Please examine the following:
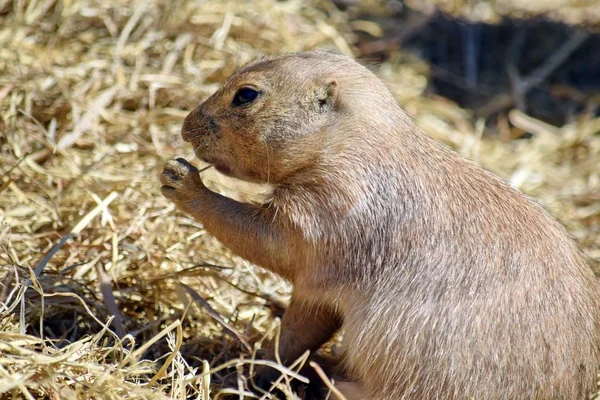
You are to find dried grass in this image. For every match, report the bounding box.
[0,0,599,399]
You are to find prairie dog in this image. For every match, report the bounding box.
[161,50,600,399]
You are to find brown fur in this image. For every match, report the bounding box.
[161,51,600,399]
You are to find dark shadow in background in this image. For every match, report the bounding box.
[339,1,600,126]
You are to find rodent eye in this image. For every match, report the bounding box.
[232,87,260,106]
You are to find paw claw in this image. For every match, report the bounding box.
[160,185,175,197]
[175,157,193,167]
[160,158,203,200]
[163,169,180,181]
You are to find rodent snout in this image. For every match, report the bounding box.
[181,111,218,142]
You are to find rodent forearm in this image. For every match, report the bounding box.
[183,187,299,280]
[161,158,301,280]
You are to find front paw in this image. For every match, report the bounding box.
[160,157,204,203]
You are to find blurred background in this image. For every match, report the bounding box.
[1,0,599,398]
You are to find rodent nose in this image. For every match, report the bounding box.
[181,111,218,142]
[181,112,200,142]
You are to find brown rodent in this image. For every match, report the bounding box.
[161,50,600,399]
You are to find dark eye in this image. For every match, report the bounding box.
[232,87,260,106]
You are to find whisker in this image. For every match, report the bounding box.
[181,127,205,136]
[186,132,206,141]
[182,127,208,141]
[193,142,209,154]
[264,139,271,184]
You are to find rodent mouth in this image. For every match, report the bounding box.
[202,157,232,177]
[214,164,232,176]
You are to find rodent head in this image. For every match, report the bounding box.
[181,51,346,184]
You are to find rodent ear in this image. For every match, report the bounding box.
[315,80,339,112]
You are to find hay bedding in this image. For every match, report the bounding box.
[0,0,599,399]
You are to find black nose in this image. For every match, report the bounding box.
[181,110,218,142]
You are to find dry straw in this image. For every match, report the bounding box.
[1,0,599,399]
